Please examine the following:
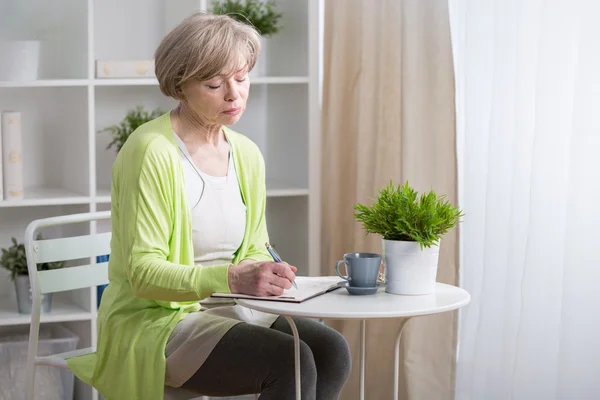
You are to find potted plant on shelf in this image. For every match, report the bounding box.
[0,235,65,314]
[353,181,464,295]
[211,0,283,76]
[98,105,164,154]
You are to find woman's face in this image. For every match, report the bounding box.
[180,68,250,126]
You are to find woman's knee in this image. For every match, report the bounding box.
[271,339,316,380]
[268,339,316,398]
[318,326,352,379]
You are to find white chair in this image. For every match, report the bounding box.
[23,211,201,400]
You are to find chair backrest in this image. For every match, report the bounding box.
[25,212,112,296]
[22,211,251,400]
[24,211,111,400]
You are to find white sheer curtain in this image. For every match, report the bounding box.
[449,1,600,399]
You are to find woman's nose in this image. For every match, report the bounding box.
[225,82,240,101]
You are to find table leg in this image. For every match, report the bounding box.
[394,318,411,400]
[360,319,366,400]
[284,315,301,400]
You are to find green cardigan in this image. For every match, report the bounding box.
[67,112,272,399]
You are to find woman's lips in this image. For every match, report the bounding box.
[223,107,242,116]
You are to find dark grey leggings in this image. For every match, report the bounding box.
[181,316,352,399]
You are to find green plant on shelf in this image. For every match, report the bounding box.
[98,105,165,153]
[211,0,283,37]
[0,235,65,281]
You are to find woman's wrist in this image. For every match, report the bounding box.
[228,260,256,292]
[227,260,264,294]
[227,263,239,293]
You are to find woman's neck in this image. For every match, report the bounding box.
[171,103,224,148]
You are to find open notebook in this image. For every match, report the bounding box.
[211,276,346,303]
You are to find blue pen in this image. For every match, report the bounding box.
[265,242,298,290]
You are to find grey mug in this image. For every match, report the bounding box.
[335,252,381,288]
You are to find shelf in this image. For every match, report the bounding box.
[94,78,159,86]
[251,77,309,84]
[0,187,90,208]
[0,79,90,88]
[95,188,111,204]
[0,295,92,326]
[268,188,309,197]
[93,76,308,87]
[0,87,90,198]
[0,1,88,82]
[266,181,309,197]
[95,181,308,204]
[0,77,309,88]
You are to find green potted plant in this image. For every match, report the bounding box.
[98,105,164,154]
[1,235,65,314]
[211,0,283,76]
[354,181,464,295]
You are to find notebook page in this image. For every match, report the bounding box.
[211,276,345,302]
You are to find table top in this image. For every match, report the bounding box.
[237,282,471,319]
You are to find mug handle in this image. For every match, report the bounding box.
[335,260,350,281]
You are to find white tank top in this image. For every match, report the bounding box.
[165,133,278,389]
[173,132,246,266]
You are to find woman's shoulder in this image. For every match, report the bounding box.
[224,127,264,162]
[119,113,179,163]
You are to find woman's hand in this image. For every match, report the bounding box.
[228,260,297,296]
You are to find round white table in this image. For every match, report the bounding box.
[237,281,470,400]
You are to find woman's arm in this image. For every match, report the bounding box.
[117,139,230,302]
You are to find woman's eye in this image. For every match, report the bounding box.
[236,77,246,83]
[206,84,221,89]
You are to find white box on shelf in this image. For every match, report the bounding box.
[0,41,40,81]
[1,111,24,200]
[96,60,156,78]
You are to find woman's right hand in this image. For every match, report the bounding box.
[228,260,297,296]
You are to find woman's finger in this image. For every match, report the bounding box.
[270,262,296,282]
[266,272,292,291]
[281,261,298,273]
[267,282,285,296]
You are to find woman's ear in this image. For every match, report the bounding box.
[176,87,186,101]
[174,78,187,101]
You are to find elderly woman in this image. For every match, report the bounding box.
[68,12,351,400]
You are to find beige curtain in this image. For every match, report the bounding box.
[321,1,458,399]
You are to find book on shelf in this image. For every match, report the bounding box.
[211,276,345,303]
[96,60,155,78]
[1,111,23,200]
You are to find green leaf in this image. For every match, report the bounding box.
[211,0,283,37]
[353,181,465,249]
[97,105,165,153]
[0,235,66,280]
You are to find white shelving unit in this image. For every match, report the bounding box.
[0,1,321,399]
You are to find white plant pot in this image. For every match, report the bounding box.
[383,239,440,295]
[14,275,53,314]
[250,38,267,78]
[0,40,41,81]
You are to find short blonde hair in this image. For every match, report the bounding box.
[155,12,261,99]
